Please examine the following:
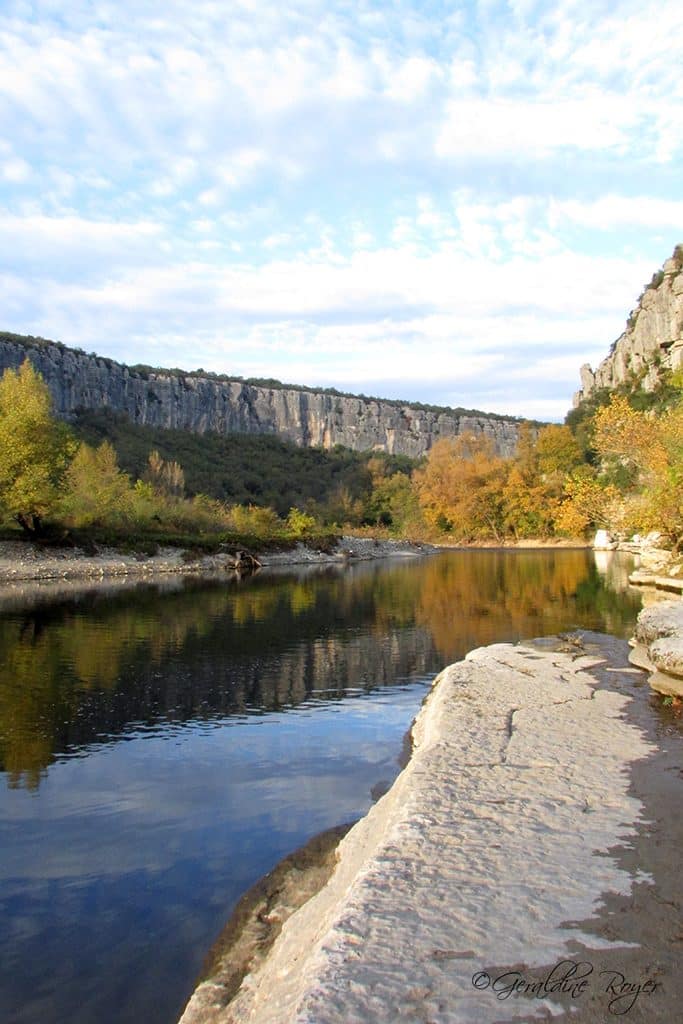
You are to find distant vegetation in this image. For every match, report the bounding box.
[71,409,416,517]
[0,360,424,551]
[406,369,683,550]
[0,361,341,552]
[2,355,681,554]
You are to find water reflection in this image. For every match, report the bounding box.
[0,550,643,1024]
[0,552,641,792]
[414,549,641,661]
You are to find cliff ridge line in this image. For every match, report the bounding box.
[0,333,525,458]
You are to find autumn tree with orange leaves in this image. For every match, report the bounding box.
[414,434,508,541]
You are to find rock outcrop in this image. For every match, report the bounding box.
[630,600,683,698]
[0,334,523,458]
[575,246,683,405]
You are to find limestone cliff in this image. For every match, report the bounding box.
[0,334,523,457]
[575,246,683,405]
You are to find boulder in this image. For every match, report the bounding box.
[631,600,683,696]
[593,529,617,550]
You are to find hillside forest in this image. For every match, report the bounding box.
[1,359,682,552]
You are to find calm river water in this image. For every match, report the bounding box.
[0,549,642,1024]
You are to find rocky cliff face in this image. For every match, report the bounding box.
[575,248,683,405]
[0,335,523,457]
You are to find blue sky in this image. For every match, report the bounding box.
[0,0,681,420]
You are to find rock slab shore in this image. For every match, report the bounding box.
[180,633,682,1024]
[630,599,683,696]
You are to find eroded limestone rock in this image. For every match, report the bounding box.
[631,599,683,696]
[0,337,522,458]
[574,248,683,405]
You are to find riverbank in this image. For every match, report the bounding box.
[180,630,683,1024]
[0,534,591,585]
[0,536,436,584]
[438,537,591,549]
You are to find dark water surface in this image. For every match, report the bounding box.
[0,550,642,1024]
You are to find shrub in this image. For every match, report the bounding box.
[286,507,318,537]
[227,504,284,537]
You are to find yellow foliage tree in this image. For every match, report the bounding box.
[499,423,580,538]
[593,395,664,474]
[535,424,583,480]
[286,507,318,537]
[593,394,683,548]
[228,504,283,537]
[502,464,559,538]
[0,360,76,535]
[554,469,621,537]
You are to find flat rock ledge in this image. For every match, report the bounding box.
[618,535,683,594]
[180,634,682,1024]
[630,599,683,697]
[628,570,683,595]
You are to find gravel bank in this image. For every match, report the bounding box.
[0,536,434,585]
[180,632,682,1024]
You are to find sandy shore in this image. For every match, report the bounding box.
[180,630,683,1024]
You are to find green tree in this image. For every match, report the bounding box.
[367,471,424,535]
[0,360,75,535]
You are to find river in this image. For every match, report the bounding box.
[0,549,642,1023]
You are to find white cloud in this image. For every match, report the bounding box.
[2,155,31,182]
[0,211,165,278]
[436,95,639,160]
[0,0,681,423]
[382,54,441,102]
[551,195,683,230]
[0,209,655,420]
